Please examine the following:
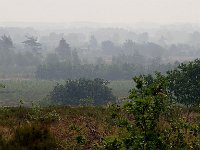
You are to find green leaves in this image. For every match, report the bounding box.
[105,73,169,149]
[0,83,5,88]
[50,78,116,105]
[167,58,200,107]
[105,60,200,149]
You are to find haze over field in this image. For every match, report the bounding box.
[0,0,198,102]
[0,1,200,150]
[0,0,200,24]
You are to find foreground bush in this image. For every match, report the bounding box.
[167,58,200,107]
[2,124,58,150]
[104,73,200,150]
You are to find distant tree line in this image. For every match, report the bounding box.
[36,61,176,80]
[35,37,177,80]
[0,34,182,79]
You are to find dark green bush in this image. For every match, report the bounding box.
[50,78,116,105]
[104,72,200,149]
[7,124,58,150]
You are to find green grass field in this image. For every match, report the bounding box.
[0,80,134,106]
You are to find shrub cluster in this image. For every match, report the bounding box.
[50,78,116,105]
[103,72,200,149]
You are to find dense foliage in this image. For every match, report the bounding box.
[167,59,200,107]
[104,73,169,149]
[103,72,200,150]
[50,78,116,105]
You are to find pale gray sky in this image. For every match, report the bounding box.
[0,0,199,24]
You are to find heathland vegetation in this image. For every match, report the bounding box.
[0,59,199,149]
[0,26,200,149]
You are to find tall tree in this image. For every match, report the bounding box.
[72,49,81,66]
[22,36,42,55]
[89,35,98,49]
[0,35,15,65]
[122,40,135,53]
[0,35,14,50]
[55,38,71,61]
[101,40,115,54]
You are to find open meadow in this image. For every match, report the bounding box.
[0,80,134,106]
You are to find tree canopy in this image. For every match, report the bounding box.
[167,59,200,107]
[22,36,42,55]
[50,78,116,105]
[55,38,71,61]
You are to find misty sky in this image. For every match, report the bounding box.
[0,0,200,24]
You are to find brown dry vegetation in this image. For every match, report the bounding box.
[0,106,198,149]
[0,106,124,149]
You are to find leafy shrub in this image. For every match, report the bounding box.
[42,110,61,123]
[104,72,200,149]
[104,73,168,149]
[69,123,81,132]
[76,135,86,145]
[79,97,94,106]
[167,59,200,107]
[103,137,123,150]
[50,78,116,105]
[28,104,61,124]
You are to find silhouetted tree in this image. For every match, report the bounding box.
[55,38,71,61]
[22,36,42,55]
[0,35,15,65]
[89,35,98,49]
[0,35,14,50]
[101,40,115,54]
[122,40,135,54]
[72,49,81,66]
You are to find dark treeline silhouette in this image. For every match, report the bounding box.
[0,26,197,79]
[36,60,176,80]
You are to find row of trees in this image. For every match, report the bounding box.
[36,62,176,80]
[35,37,177,80]
[0,35,42,67]
[0,35,81,77]
[0,33,194,80]
[0,35,73,67]
[36,37,178,80]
